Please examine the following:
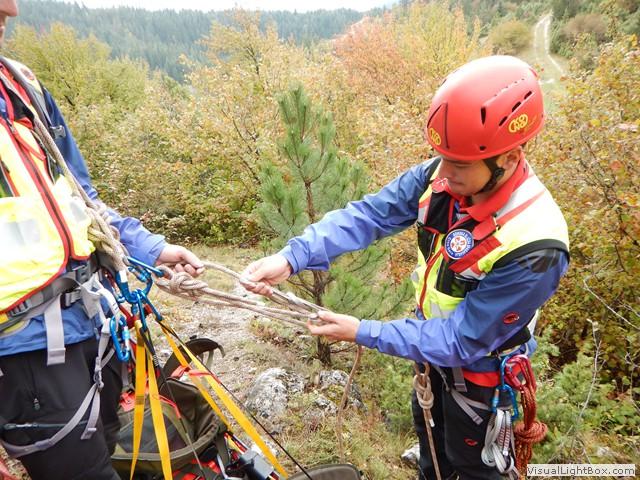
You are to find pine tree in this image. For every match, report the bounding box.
[257,84,413,365]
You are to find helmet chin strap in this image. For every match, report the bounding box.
[477,156,505,194]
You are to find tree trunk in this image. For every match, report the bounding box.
[316,337,332,366]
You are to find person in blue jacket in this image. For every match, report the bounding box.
[243,56,569,479]
[0,1,203,478]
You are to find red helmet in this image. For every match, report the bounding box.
[425,55,544,161]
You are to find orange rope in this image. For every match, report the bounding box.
[512,363,547,472]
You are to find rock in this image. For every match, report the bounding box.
[244,368,304,421]
[314,395,338,414]
[302,394,338,431]
[316,370,364,410]
[596,446,614,458]
[401,443,420,467]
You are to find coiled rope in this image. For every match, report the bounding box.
[513,367,547,472]
[413,362,441,480]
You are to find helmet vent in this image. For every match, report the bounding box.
[479,145,487,151]
[499,116,508,127]
[511,101,521,112]
[524,90,532,99]
[480,107,487,125]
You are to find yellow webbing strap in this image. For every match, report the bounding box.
[161,326,231,428]
[145,340,174,480]
[159,323,288,478]
[129,323,147,480]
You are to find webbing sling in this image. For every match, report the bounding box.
[159,322,288,478]
[161,326,230,427]
[145,336,174,480]
[130,321,174,480]
[130,323,148,480]
[481,408,519,479]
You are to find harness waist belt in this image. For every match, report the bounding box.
[3,254,100,329]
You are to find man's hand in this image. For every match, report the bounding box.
[307,310,360,343]
[156,244,205,277]
[240,254,292,296]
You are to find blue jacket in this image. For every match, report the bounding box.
[0,89,166,356]
[280,159,569,372]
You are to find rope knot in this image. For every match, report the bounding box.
[156,266,207,297]
[413,372,435,411]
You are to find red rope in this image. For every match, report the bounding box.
[0,456,18,480]
[508,357,548,472]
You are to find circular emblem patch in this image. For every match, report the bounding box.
[444,229,474,259]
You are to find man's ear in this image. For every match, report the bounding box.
[500,146,523,170]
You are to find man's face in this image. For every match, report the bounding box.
[438,156,494,197]
[0,0,18,46]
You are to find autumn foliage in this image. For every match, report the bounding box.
[5,1,639,469]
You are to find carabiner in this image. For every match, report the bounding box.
[127,256,164,277]
[109,316,131,362]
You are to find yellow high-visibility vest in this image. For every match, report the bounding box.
[0,59,94,327]
[411,158,569,321]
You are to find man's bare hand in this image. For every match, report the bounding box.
[156,244,204,277]
[307,310,360,342]
[240,254,292,296]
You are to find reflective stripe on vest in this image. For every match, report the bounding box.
[0,60,95,326]
[411,161,569,320]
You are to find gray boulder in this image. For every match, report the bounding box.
[316,370,364,410]
[244,368,304,421]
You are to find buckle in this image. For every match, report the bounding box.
[61,289,82,309]
[49,125,66,139]
[72,262,93,284]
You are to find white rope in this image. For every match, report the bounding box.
[155,261,324,328]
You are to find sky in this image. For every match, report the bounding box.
[53,0,395,12]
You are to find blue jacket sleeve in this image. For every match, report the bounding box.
[279,160,437,273]
[355,249,569,366]
[45,91,166,266]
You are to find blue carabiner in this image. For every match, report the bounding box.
[127,256,164,277]
[499,352,518,387]
[141,295,163,322]
[502,383,519,421]
[129,257,165,297]
[109,316,131,362]
[493,352,521,420]
[115,270,139,305]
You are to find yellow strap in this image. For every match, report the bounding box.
[181,338,289,478]
[146,345,174,480]
[129,323,147,480]
[162,327,232,428]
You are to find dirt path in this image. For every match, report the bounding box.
[154,282,264,395]
[533,13,567,82]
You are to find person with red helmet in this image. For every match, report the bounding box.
[242,56,569,479]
